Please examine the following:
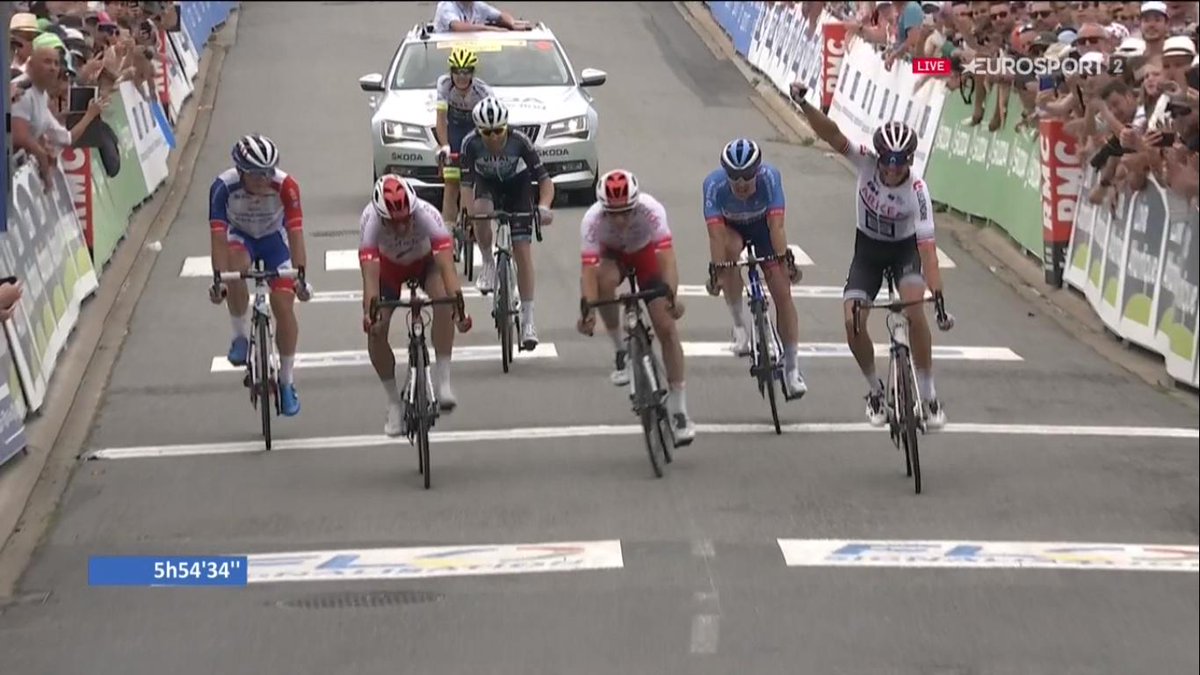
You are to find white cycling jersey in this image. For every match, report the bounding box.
[842,142,936,244]
[579,193,673,264]
[357,197,451,266]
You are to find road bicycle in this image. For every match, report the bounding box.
[582,271,679,478]
[369,279,469,490]
[851,272,953,495]
[210,261,303,451]
[462,207,542,374]
[709,245,801,435]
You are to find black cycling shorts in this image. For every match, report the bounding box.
[843,230,924,302]
[474,172,536,242]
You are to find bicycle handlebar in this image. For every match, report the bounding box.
[851,291,950,336]
[580,285,671,317]
[463,208,543,243]
[709,250,792,271]
[216,269,300,283]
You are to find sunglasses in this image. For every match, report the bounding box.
[239,168,274,179]
[724,167,758,182]
[451,68,474,76]
[479,126,506,136]
[877,151,912,168]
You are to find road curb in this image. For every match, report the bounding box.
[0,10,243,599]
[675,2,1196,408]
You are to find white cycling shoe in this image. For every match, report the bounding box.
[923,399,947,430]
[730,325,751,356]
[520,321,539,351]
[672,411,696,446]
[865,387,887,428]
[476,260,497,294]
[784,367,808,400]
[384,402,404,437]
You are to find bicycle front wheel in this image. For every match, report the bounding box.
[753,302,781,435]
[413,343,432,489]
[895,348,922,494]
[256,318,273,451]
[631,328,665,478]
[496,252,513,373]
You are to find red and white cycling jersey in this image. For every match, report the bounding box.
[357,197,452,266]
[579,193,673,265]
[208,168,303,238]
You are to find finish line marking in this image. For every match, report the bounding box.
[244,539,624,583]
[682,342,1022,361]
[777,539,1198,573]
[305,286,935,304]
[85,422,1199,460]
[209,344,558,373]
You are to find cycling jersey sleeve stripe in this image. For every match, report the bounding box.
[766,207,785,218]
[581,252,601,266]
[359,247,381,263]
[431,236,453,253]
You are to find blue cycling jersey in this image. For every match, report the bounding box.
[702,164,786,227]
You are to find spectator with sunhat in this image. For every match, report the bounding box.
[1140,1,1172,62]
[10,12,43,75]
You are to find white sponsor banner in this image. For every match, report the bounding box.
[826,38,947,176]
[778,539,1199,572]
[745,5,840,109]
[171,30,200,83]
[119,81,171,194]
[164,32,195,119]
[244,540,625,583]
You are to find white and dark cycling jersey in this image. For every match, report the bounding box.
[841,142,935,244]
[435,75,493,127]
[459,129,549,187]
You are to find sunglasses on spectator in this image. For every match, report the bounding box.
[1031,10,1053,18]
[10,40,24,52]
[1077,36,1103,45]
[990,10,1010,19]
[479,126,506,137]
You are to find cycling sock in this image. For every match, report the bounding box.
[432,359,450,389]
[916,369,936,401]
[279,356,295,385]
[725,296,746,329]
[381,377,402,405]
[608,329,623,353]
[521,301,535,326]
[784,343,798,372]
[668,383,687,416]
[231,312,249,339]
[864,370,883,395]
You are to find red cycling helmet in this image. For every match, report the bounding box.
[372,174,418,221]
[596,169,640,212]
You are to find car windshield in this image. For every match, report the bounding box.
[390,38,572,89]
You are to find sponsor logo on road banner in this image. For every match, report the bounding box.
[244,540,624,583]
[778,539,1199,572]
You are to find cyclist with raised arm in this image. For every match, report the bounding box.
[360,174,472,437]
[790,82,953,429]
[577,170,696,446]
[703,138,808,401]
[459,96,555,350]
[434,47,493,227]
[208,133,313,417]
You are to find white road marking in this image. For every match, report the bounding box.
[326,246,485,272]
[777,539,1199,573]
[681,342,1023,361]
[692,539,716,558]
[739,244,814,266]
[209,344,558,373]
[689,614,720,654]
[85,422,1200,460]
[305,285,928,304]
[245,540,624,583]
[180,256,213,277]
[937,247,956,269]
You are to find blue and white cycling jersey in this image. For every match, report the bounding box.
[702,164,786,255]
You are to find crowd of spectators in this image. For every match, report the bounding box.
[9,1,178,183]
[841,1,1199,205]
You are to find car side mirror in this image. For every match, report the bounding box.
[579,68,607,87]
[359,73,385,92]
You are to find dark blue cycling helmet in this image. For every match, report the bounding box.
[721,138,762,178]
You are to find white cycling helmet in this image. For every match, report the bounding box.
[372,174,418,221]
[597,169,640,211]
[472,96,509,130]
[232,133,279,172]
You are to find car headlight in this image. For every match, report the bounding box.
[544,116,588,139]
[381,120,428,144]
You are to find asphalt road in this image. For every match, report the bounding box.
[1,3,1197,674]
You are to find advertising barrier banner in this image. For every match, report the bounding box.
[1064,175,1199,388]
[820,21,848,110]
[1038,118,1083,287]
[743,4,845,111]
[926,90,1042,256]
[827,38,946,176]
[121,81,171,194]
[704,1,760,56]
[180,1,236,54]
[0,332,27,468]
[0,163,100,412]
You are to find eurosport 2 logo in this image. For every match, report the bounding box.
[914,56,1113,78]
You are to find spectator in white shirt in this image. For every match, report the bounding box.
[11,33,109,184]
[432,1,530,33]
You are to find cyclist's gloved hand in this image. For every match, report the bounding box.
[705,262,721,296]
[669,297,685,320]
[454,291,473,333]
[436,145,451,163]
[537,204,554,227]
[208,282,225,305]
[933,291,955,331]
[937,311,956,332]
[296,281,314,302]
[577,298,595,336]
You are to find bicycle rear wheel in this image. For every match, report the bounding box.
[895,348,922,494]
[413,342,432,489]
[496,252,513,373]
[256,317,273,451]
[753,301,781,435]
[631,327,665,478]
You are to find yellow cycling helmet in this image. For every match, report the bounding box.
[448,47,478,70]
